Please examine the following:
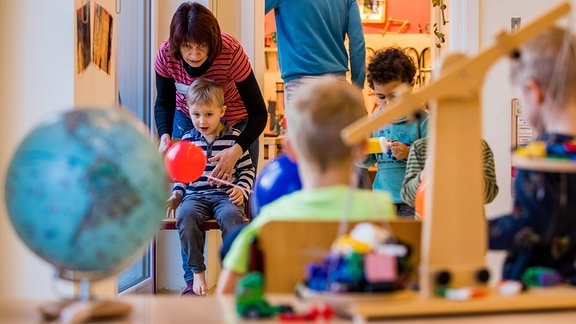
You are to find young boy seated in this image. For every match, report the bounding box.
[167,78,255,296]
[216,77,396,294]
[489,26,576,281]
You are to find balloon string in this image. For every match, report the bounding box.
[206,175,254,194]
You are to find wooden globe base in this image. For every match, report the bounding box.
[39,298,132,322]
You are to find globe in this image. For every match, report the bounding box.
[4,108,168,280]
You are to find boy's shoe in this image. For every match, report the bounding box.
[181,280,197,296]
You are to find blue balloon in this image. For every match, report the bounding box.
[251,154,302,217]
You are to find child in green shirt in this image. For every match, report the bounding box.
[216,77,396,294]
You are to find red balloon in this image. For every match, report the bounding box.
[415,178,428,220]
[164,141,206,183]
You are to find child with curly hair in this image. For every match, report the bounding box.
[360,47,429,217]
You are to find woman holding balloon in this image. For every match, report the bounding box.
[154,2,267,179]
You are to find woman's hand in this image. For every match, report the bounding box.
[166,192,182,218]
[227,187,245,206]
[208,144,243,186]
[158,133,172,154]
[390,141,410,160]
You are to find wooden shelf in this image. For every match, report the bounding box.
[297,284,576,321]
[512,155,576,173]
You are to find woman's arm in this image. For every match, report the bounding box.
[208,71,267,182]
[347,0,367,88]
[154,72,176,150]
[235,71,267,151]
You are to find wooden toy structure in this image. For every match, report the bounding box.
[337,1,576,320]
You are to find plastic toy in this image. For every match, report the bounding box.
[436,287,488,301]
[521,267,562,287]
[498,280,525,296]
[278,304,334,321]
[515,139,576,160]
[304,223,414,293]
[235,272,292,318]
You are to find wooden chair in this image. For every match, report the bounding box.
[161,200,251,230]
[160,218,235,231]
[254,219,422,293]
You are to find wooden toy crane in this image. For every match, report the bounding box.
[341,1,573,312]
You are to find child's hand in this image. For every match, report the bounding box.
[390,141,410,160]
[227,187,245,206]
[166,192,182,218]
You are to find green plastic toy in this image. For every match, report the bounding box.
[235,272,290,318]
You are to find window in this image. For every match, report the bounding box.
[117,0,154,294]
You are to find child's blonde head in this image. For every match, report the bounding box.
[186,78,224,109]
[510,26,576,109]
[285,77,367,172]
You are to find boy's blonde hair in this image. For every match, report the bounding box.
[511,26,576,109]
[285,77,367,172]
[186,78,224,109]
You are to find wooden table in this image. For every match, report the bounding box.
[2,294,576,323]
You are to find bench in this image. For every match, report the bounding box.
[154,214,250,294]
[161,218,226,231]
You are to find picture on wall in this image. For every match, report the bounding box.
[93,3,113,74]
[76,1,91,74]
[359,0,386,23]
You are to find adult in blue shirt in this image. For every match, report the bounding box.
[266,0,366,105]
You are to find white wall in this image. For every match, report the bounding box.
[478,0,575,218]
[1,0,121,299]
[0,1,75,298]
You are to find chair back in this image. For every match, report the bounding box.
[255,219,422,293]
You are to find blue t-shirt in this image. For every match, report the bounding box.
[265,0,366,87]
[363,112,429,203]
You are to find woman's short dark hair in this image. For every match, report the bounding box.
[169,2,222,63]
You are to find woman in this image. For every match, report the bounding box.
[154,2,266,180]
[154,2,266,295]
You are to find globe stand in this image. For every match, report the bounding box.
[39,270,132,323]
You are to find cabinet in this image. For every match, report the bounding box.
[264,47,282,109]
[258,135,284,170]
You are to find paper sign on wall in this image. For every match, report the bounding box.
[511,98,536,149]
[511,98,537,197]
